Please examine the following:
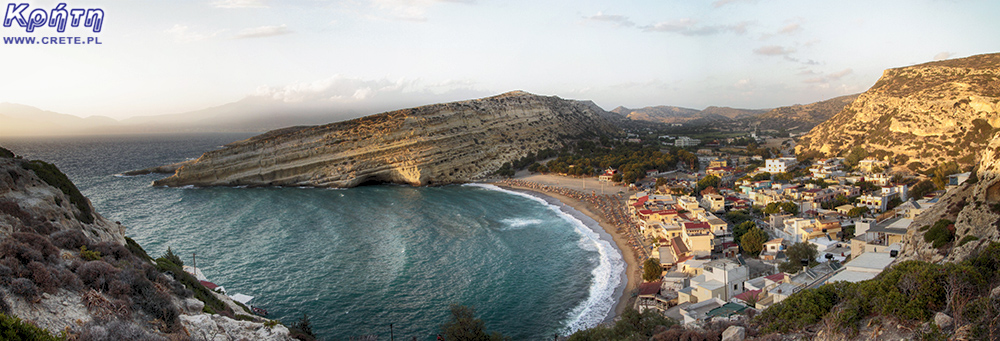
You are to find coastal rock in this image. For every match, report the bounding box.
[151,91,617,188]
[121,159,194,176]
[0,157,124,244]
[180,297,206,315]
[721,325,745,341]
[180,314,292,341]
[796,52,1000,171]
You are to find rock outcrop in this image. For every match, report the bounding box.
[152,91,618,188]
[0,148,293,340]
[795,53,1000,171]
[611,105,767,126]
[0,157,124,244]
[897,131,1000,263]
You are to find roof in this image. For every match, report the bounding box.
[199,281,219,290]
[707,303,748,317]
[698,280,726,291]
[672,237,690,255]
[846,252,895,272]
[229,293,254,305]
[765,273,785,283]
[828,270,879,283]
[638,281,662,296]
[684,222,710,230]
[764,238,783,245]
[734,289,762,302]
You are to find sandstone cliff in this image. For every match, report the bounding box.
[795,53,1000,171]
[897,131,1000,263]
[0,148,293,340]
[152,91,618,188]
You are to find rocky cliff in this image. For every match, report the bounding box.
[897,131,1000,263]
[0,148,293,340]
[152,91,618,188]
[795,53,1000,171]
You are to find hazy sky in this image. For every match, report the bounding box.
[2,0,998,119]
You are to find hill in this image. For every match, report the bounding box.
[611,105,766,126]
[151,91,619,188]
[740,94,860,133]
[795,53,1000,172]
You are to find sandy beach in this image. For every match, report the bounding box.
[493,177,643,318]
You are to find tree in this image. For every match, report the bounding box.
[696,175,720,193]
[741,227,769,257]
[733,221,757,248]
[655,177,668,188]
[567,308,675,340]
[763,202,781,215]
[910,180,935,199]
[847,206,869,217]
[724,210,751,226]
[441,305,508,341]
[780,201,800,216]
[773,172,794,182]
[752,172,772,181]
[642,258,662,282]
[292,313,315,340]
[780,242,818,273]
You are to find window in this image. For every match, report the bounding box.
[734,284,738,290]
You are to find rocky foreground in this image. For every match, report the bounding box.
[0,149,294,340]
[151,91,618,188]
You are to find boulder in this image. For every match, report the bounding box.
[934,312,954,330]
[721,325,745,341]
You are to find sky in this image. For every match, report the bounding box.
[2,0,998,120]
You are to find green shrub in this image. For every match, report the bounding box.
[20,160,93,224]
[79,246,102,261]
[0,313,62,341]
[124,237,152,261]
[923,219,955,248]
[0,147,14,159]
[959,235,980,246]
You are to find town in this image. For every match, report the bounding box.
[501,130,969,328]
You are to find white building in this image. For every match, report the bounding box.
[764,157,797,174]
[675,136,702,147]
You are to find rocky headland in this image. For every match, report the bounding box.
[150,91,618,188]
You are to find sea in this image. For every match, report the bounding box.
[0,133,625,340]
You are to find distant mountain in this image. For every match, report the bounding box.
[739,94,860,133]
[0,103,116,136]
[796,52,1000,171]
[611,105,767,126]
[0,97,368,136]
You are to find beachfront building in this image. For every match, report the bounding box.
[598,168,618,182]
[857,158,889,173]
[678,259,749,305]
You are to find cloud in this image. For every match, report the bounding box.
[234,24,293,39]
[712,0,757,8]
[753,45,795,56]
[584,11,635,27]
[642,19,747,36]
[777,23,801,35]
[368,0,472,22]
[803,68,853,84]
[253,75,488,108]
[214,0,268,8]
[165,24,223,43]
[934,51,954,61]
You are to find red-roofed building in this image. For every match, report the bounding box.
[734,289,763,304]
[639,281,662,297]
[200,281,219,290]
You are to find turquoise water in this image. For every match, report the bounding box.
[0,134,624,340]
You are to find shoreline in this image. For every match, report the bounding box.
[492,180,642,319]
